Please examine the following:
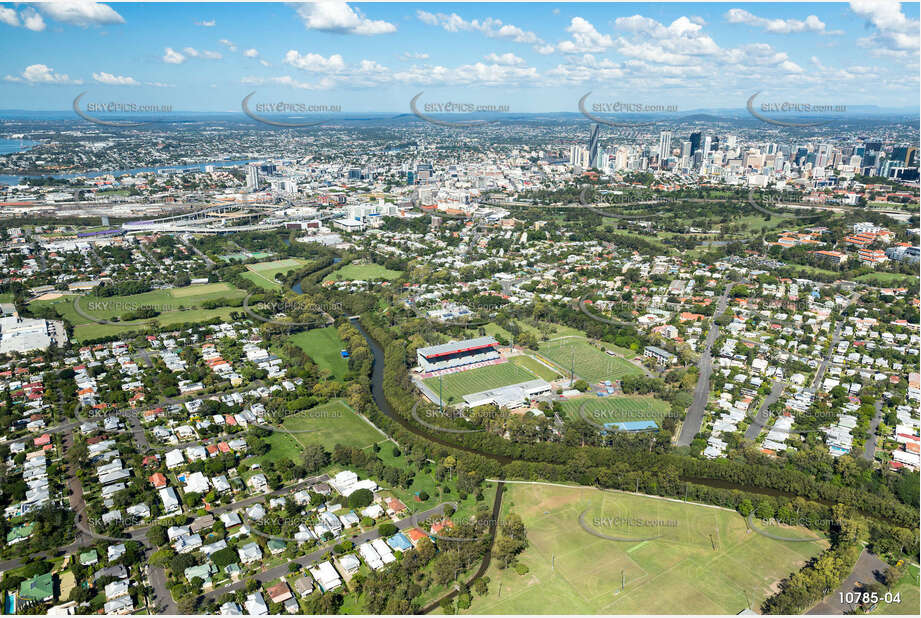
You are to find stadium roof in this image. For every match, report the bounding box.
[417,336,498,359]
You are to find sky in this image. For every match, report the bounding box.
[0,1,919,113]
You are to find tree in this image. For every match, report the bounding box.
[347,488,374,509]
[301,444,330,473]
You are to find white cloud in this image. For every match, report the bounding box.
[393,62,539,87]
[399,51,430,61]
[1,5,46,30]
[92,71,139,85]
[162,47,185,64]
[556,17,613,54]
[21,7,45,31]
[259,59,270,67]
[243,48,259,58]
[196,19,215,27]
[283,51,346,73]
[219,39,237,52]
[850,0,920,55]
[6,64,81,84]
[484,52,524,66]
[416,10,543,45]
[725,9,837,35]
[178,47,221,60]
[38,1,124,27]
[296,1,396,35]
[0,7,19,27]
[242,75,337,90]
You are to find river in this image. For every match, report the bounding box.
[0,158,260,186]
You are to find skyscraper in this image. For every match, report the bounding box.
[246,164,260,191]
[658,130,672,161]
[588,123,600,168]
[689,132,702,155]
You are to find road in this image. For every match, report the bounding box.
[178,234,215,269]
[810,292,859,391]
[137,242,162,268]
[744,380,785,441]
[421,481,505,614]
[202,500,455,601]
[676,282,732,447]
[862,399,884,462]
[806,549,888,614]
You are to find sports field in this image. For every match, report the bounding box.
[251,400,385,466]
[242,258,307,290]
[422,362,536,403]
[538,338,643,384]
[288,327,349,379]
[509,355,561,381]
[323,263,403,282]
[560,396,672,427]
[30,283,245,341]
[459,482,827,615]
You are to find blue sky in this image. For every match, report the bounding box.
[1,1,919,112]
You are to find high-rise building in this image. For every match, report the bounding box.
[726,135,736,149]
[588,123,600,168]
[245,164,260,191]
[702,136,712,158]
[658,130,672,161]
[689,132,702,155]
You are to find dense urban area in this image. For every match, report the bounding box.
[0,1,919,614]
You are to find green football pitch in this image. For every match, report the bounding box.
[422,362,536,403]
[560,396,672,426]
[538,338,643,384]
[458,482,828,615]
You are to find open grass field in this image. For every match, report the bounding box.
[288,327,349,379]
[560,396,672,427]
[538,338,643,384]
[509,355,561,381]
[422,362,536,403]
[854,272,919,288]
[250,400,385,467]
[241,258,308,290]
[323,263,403,282]
[29,283,245,341]
[457,482,827,615]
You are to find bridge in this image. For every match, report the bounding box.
[120,200,341,234]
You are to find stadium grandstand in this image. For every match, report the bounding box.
[415,336,501,375]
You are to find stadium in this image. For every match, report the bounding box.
[414,336,553,409]
[415,336,503,377]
